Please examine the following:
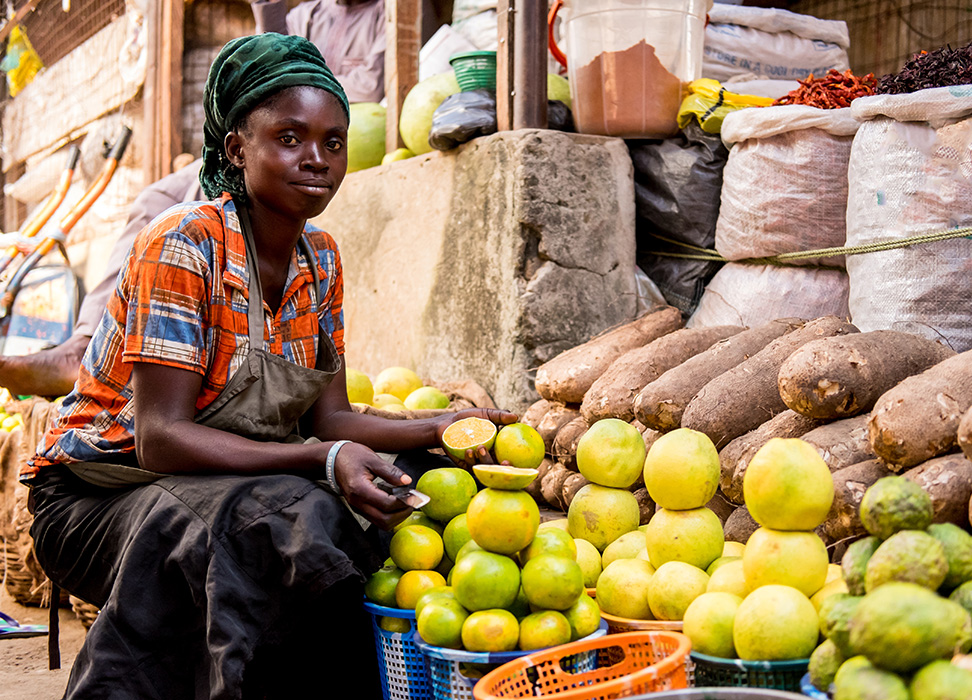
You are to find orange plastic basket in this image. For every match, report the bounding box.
[471,630,691,700]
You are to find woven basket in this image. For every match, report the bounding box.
[70,596,100,630]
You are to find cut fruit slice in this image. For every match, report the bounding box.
[441,417,497,461]
[473,464,539,490]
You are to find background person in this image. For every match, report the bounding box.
[251,0,386,103]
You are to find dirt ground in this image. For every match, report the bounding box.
[0,586,86,700]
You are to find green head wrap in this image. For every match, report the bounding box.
[200,33,350,201]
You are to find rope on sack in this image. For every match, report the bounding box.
[646,225,972,265]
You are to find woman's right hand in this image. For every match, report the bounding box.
[331,441,415,530]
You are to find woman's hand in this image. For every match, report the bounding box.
[332,441,416,530]
[433,407,519,468]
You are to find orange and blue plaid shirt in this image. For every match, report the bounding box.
[24,194,344,478]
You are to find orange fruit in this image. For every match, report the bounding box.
[417,467,478,523]
[365,565,405,607]
[643,507,724,570]
[346,369,374,405]
[647,561,710,621]
[455,539,485,562]
[451,550,521,611]
[492,423,545,470]
[443,513,473,562]
[521,554,584,611]
[576,418,646,488]
[393,511,444,535]
[562,592,602,641]
[519,527,577,565]
[472,464,539,490]
[733,585,819,661]
[379,616,412,633]
[683,592,742,658]
[744,438,834,531]
[742,527,828,597]
[466,488,539,555]
[441,417,497,462]
[395,569,447,609]
[417,598,469,649]
[518,610,572,650]
[596,559,656,620]
[373,366,423,401]
[373,393,406,409]
[461,609,519,652]
[414,585,455,619]
[389,525,444,571]
[404,386,450,410]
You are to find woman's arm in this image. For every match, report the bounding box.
[132,361,414,528]
[307,358,518,456]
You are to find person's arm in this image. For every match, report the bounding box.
[132,361,414,528]
[250,0,290,34]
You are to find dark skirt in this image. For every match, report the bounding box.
[28,463,410,700]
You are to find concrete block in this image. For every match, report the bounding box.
[312,129,636,411]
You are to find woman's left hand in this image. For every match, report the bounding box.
[433,407,518,468]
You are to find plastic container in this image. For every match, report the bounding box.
[450,51,497,92]
[690,652,810,693]
[799,672,830,699]
[549,0,708,138]
[626,690,811,699]
[364,601,433,700]
[414,621,608,700]
[473,630,692,699]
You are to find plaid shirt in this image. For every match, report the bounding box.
[24,194,344,478]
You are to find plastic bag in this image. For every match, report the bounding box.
[677,79,774,134]
[1,26,43,97]
[629,121,730,316]
[845,87,972,352]
[429,89,498,151]
[429,91,574,151]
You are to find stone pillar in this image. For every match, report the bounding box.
[312,129,637,411]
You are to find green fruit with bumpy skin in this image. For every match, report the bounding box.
[841,536,880,596]
[864,529,948,593]
[818,593,862,659]
[399,71,461,155]
[809,639,844,692]
[927,522,972,591]
[859,476,933,540]
[849,582,971,673]
[834,665,910,700]
[909,659,972,700]
[951,580,972,618]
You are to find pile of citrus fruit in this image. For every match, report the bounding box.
[347,366,452,411]
[809,475,972,699]
[365,420,602,652]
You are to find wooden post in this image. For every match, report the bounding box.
[144,0,184,184]
[495,0,514,131]
[160,0,184,175]
[512,0,547,129]
[385,0,422,153]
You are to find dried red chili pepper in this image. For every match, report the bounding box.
[772,69,877,109]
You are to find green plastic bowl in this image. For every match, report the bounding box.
[449,50,497,92]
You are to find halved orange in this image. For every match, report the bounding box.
[472,464,539,490]
[441,417,497,461]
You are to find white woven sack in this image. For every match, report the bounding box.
[846,86,972,352]
[716,106,859,266]
[703,5,849,83]
[687,263,849,329]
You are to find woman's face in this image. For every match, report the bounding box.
[227,85,349,222]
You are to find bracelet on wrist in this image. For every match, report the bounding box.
[325,440,351,493]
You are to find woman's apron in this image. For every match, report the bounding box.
[68,206,341,488]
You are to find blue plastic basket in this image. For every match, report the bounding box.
[413,620,608,700]
[364,601,433,700]
[800,672,831,699]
